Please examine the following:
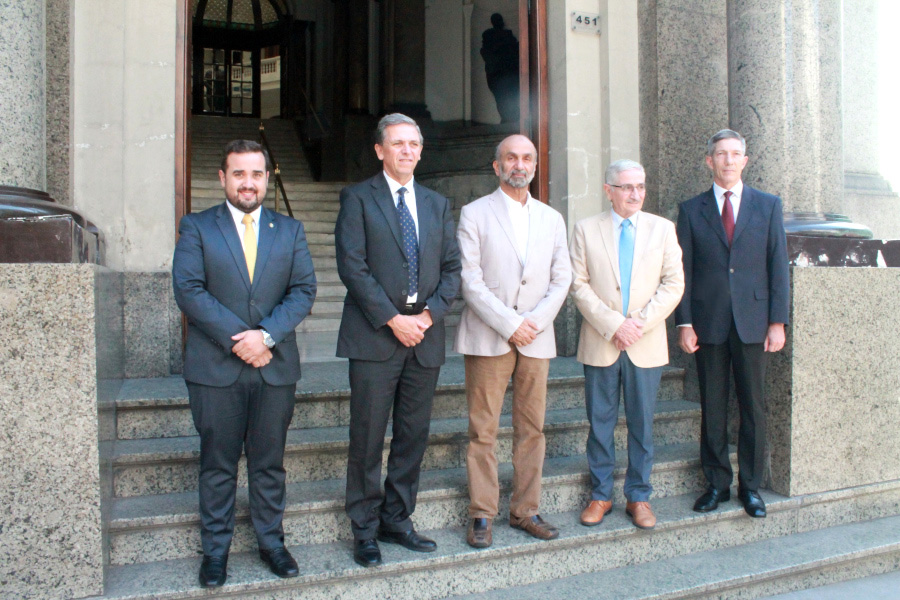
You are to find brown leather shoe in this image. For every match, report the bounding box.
[509,514,559,540]
[580,500,613,526]
[625,501,656,529]
[466,518,492,548]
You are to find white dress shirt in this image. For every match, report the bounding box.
[501,189,532,264]
[384,172,420,303]
[225,200,261,250]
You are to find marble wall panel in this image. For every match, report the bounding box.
[0,263,118,599]
[767,268,900,496]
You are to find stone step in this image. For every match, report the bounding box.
[115,357,662,439]
[107,442,713,565]
[455,515,900,600]
[99,481,900,600]
[111,401,698,498]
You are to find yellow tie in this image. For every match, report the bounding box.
[242,214,257,283]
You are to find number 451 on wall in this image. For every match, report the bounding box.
[571,12,602,35]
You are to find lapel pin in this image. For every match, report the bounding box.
[269,223,274,228]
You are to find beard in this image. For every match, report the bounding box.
[501,165,535,189]
[226,186,264,212]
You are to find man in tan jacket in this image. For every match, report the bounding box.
[569,159,684,529]
[454,135,571,548]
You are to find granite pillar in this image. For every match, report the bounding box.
[727,0,843,214]
[638,0,728,222]
[0,264,124,599]
[46,0,72,206]
[0,0,46,191]
[766,268,900,496]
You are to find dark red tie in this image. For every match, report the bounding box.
[721,191,735,246]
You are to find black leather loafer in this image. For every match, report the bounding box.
[377,528,437,552]
[738,487,767,518]
[259,546,300,578]
[354,538,382,567]
[199,554,228,588]
[693,487,731,513]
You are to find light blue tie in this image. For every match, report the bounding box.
[619,219,635,315]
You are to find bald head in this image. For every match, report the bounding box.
[493,135,537,195]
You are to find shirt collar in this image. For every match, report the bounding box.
[501,188,533,210]
[383,172,415,198]
[225,200,262,227]
[713,180,743,202]
[611,209,640,229]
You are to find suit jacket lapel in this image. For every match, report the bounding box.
[371,175,407,259]
[732,185,754,244]
[598,212,621,286]
[251,207,276,290]
[488,189,524,266]
[700,188,730,249]
[216,203,252,290]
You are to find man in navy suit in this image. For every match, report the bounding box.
[335,114,461,567]
[675,129,790,519]
[173,140,316,587]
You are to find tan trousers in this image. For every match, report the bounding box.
[465,347,550,519]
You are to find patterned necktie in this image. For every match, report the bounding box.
[722,190,735,246]
[241,213,257,283]
[619,218,634,316]
[396,187,418,295]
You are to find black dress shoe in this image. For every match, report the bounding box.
[693,487,731,513]
[738,488,767,518]
[199,554,227,588]
[259,546,300,578]
[354,538,382,567]
[377,528,437,552]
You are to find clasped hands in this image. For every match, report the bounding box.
[614,317,643,351]
[231,329,272,368]
[509,318,539,347]
[388,309,433,347]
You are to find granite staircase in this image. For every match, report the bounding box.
[99,354,900,599]
[189,116,349,333]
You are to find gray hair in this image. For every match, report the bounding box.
[375,113,423,145]
[605,159,645,185]
[706,129,746,156]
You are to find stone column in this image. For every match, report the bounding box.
[842,0,880,183]
[0,0,46,191]
[727,0,843,214]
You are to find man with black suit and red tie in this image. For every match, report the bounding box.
[335,113,461,567]
[675,129,790,519]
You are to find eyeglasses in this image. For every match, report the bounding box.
[608,184,646,193]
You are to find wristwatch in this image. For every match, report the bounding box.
[259,328,275,348]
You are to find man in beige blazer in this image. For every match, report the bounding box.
[569,159,684,530]
[454,135,572,548]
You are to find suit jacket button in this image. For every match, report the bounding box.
[513,305,518,310]
[401,289,408,296]
[521,280,526,285]
[616,286,620,291]
[250,300,256,306]
[403,262,408,268]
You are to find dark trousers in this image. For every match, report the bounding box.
[188,367,296,556]
[695,323,767,492]
[584,354,662,503]
[345,347,440,540]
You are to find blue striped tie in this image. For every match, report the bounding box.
[619,219,634,315]
[396,187,418,295]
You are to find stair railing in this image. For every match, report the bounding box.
[258,123,295,218]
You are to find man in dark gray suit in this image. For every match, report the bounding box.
[173,140,316,587]
[335,113,461,567]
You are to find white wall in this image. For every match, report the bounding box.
[73,0,177,272]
